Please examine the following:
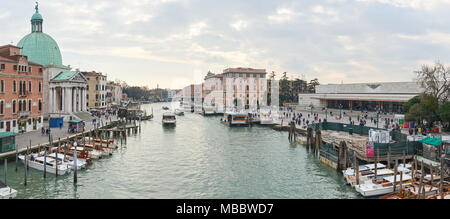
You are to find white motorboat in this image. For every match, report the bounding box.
[343,163,389,186]
[174,109,185,116]
[19,154,71,175]
[0,181,17,199]
[355,174,412,197]
[47,153,86,170]
[162,113,176,126]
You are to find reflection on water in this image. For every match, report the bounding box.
[1,103,360,199]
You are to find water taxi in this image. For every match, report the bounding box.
[162,113,176,126]
[0,181,17,199]
[18,154,71,175]
[355,174,412,197]
[222,112,249,127]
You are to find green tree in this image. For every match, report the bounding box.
[307,78,320,93]
[402,95,420,112]
[438,101,450,123]
[404,93,440,127]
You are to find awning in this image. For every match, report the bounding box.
[69,120,83,123]
[419,137,442,147]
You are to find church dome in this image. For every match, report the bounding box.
[17,33,62,67]
[17,3,63,67]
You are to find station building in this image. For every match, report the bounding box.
[298,82,424,113]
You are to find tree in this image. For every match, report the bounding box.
[269,71,276,80]
[402,95,420,112]
[404,93,439,127]
[438,101,450,123]
[307,78,320,93]
[415,61,450,103]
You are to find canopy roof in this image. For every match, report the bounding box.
[419,137,442,147]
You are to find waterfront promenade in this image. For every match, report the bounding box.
[0,115,119,158]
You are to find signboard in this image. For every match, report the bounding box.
[366,142,375,158]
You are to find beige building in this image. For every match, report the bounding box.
[82,71,107,110]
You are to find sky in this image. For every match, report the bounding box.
[1,0,450,89]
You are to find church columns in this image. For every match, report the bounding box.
[78,88,82,112]
[49,87,53,113]
[82,88,87,111]
[61,87,65,113]
[67,88,73,113]
[52,88,57,113]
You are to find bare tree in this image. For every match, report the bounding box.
[415,61,449,103]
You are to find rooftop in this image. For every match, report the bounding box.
[223,67,266,74]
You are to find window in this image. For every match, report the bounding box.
[38,81,41,93]
[29,66,32,73]
[0,64,4,70]
[86,85,89,90]
[12,100,16,113]
[96,85,98,91]
[13,120,16,127]
[0,80,4,93]
[13,65,17,71]
[28,100,31,111]
[0,100,3,115]
[28,81,32,93]
[0,122,3,129]
[22,101,26,112]
[39,68,43,73]
[13,80,16,93]
[38,99,42,112]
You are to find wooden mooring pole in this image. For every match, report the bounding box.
[4,158,7,185]
[440,154,444,199]
[43,149,47,178]
[24,151,27,186]
[15,146,18,172]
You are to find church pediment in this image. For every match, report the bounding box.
[51,71,87,83]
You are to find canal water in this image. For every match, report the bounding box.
[1,103,359,199]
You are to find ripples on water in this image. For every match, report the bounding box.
[1,103,359,199]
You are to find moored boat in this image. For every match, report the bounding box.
[18,154,71,175]
[222,112,249,127]
[0,181,17,199]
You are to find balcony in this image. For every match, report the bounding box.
[19,111,30,118]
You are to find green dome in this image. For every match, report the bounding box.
[31,12,43,21]
[17,32,63,67]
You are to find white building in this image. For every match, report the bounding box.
[298,82,425,113]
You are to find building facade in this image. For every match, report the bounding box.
[222,68,267,111]
[83,71,107,110]
[106,81,122,107]
[0,45,44,133]
[298,82,425,113]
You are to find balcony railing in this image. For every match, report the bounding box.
[19,111,30,117]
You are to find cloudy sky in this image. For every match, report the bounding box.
[1,0,450,89]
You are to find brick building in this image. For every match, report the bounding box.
[0,45,44,133]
